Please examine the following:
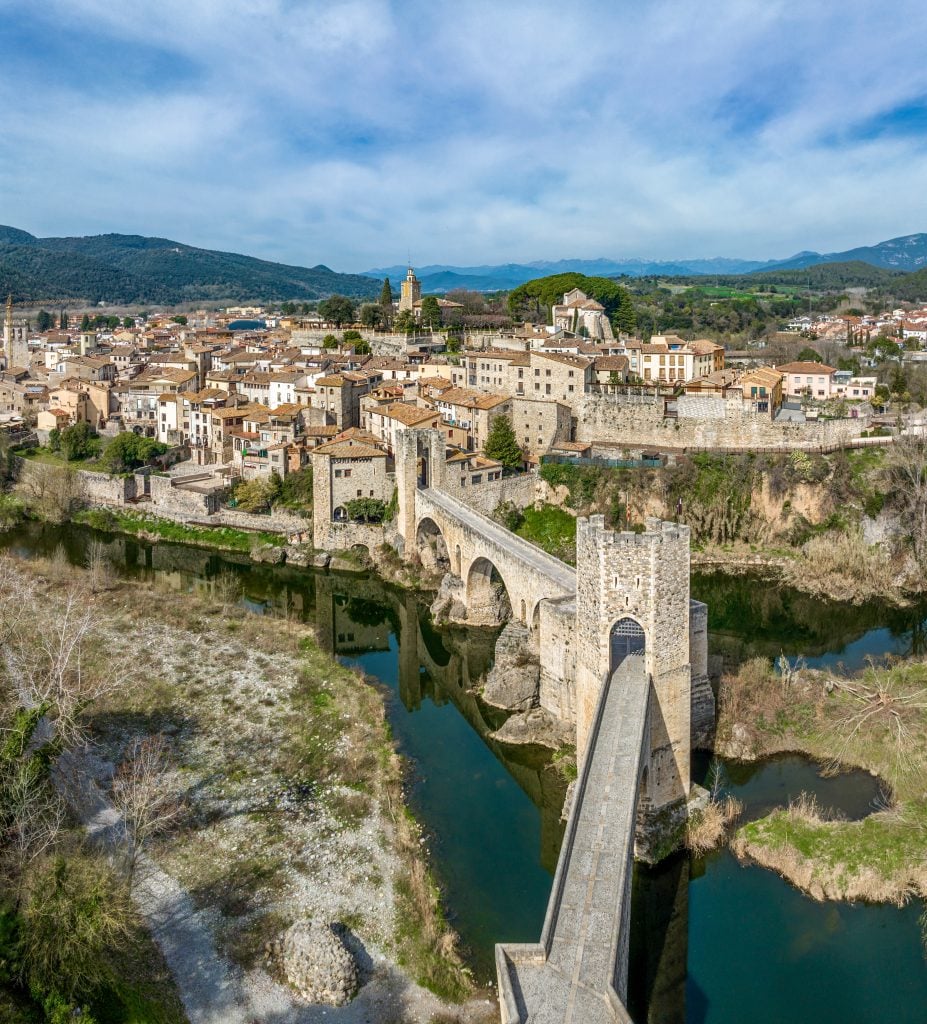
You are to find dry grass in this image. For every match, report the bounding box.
[721,653,927,905]
[3,554,474,1007]
[785,527,898,603]
[685,794,743,855]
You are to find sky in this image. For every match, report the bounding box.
[3,0,927,272]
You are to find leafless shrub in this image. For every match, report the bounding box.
[111,733,184,878]
[212,569,243,610]
[886,436,927,570]
[85,538,114,593]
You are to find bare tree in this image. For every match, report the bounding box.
[886,436,927,571]
[111,734,184,879]
[16,462,80,522]
[85,538,113,593]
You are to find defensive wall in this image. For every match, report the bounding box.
[575,391,871,450]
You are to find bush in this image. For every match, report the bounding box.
[344,497,388,523]
[100,432,168,474]
[19,851,135,1000]
[232,474,281,513]
[59,423,99,462]
[276,466,313,511]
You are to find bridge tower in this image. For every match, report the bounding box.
[575,514,691,853]
[394,426,445,553]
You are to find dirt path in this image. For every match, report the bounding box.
[59,748,497,1024]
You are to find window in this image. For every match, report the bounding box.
[344,468,352,478]
[357,489,362,497]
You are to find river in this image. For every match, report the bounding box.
[3,522,926,1022]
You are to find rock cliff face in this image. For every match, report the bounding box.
[429,573,467,623]
[481,620,540,711]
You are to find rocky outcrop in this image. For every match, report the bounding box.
[491,707,573,749]
[429,573,467,623]
[481,620,540,711]
[268,920,358,1007]
[251,543,286,564]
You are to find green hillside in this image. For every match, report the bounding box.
[0,227,379,305]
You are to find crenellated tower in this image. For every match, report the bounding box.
[575,515,692,823]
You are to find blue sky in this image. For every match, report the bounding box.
[2,0,927,271]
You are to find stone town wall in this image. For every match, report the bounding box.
[147,475,218,520]
[575,392,869,450]
[439,470,537,517]
[316,521,386,554]
[13,457,136,507]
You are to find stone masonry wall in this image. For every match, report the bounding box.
[576,392,869,450]
[574,515,691,812]
[438,470,537,517]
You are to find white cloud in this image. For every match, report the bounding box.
[2,0,927,268]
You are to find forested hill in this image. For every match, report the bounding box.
[0,227,380,305]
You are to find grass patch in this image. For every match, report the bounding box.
[721,656,927,902]
[74,508,286,551]
[513,504,577,564]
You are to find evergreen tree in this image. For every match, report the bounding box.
[393,309,415,334]
[318,295,356,327]
[59,309,68,330]
[35,310,53,332]
[484,414,522,470]
[379,277,393,309]
[80,314,91,331]
[420,295,442,330]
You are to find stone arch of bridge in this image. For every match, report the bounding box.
[465,555,516,626]
[415,516,451,573]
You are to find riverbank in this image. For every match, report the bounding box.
[5,554,489,1023]
[717,655,927,906]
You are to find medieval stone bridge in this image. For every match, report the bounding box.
[391,427,712,1024]
[415,485,576,627]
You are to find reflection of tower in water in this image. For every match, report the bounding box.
[628,853,690,1024]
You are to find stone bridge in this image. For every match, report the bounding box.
[496,656,650,1023]
[389,426,713,1023]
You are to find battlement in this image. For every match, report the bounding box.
[577,513,690,549]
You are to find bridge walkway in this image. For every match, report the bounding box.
[496,656,650,1023]
[419,487,576,595]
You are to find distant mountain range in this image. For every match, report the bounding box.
[4,225,927,306]
[0,226,379,306]
[363,234,927,292]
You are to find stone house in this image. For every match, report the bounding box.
[433,388,512,452]
[445,451,505,488]
[310,371,381,429]
[311,439,392,529]
[511,397,572,457]
[362,400,440,455]
[551,288,615,340]
[592,355,630,387]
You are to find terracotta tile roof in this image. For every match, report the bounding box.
[314,441,387,459]
[776,361,837,374]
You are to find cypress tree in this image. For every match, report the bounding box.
[484,414,523,470]
[379,277,393,308]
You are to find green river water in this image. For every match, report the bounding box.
[3,522,927,1023]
